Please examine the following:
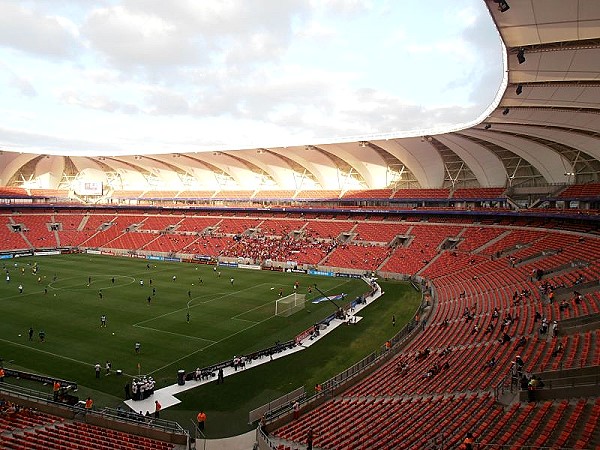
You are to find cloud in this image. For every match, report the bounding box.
[456,6,504,106]
[0,0,79,57]
[83,0,310,75]
[0,125,123,155]
[9,74,37,97]
[144,88,190,116]
[312,0,374,17]
[84,5,203,69]
[60,90,140,114]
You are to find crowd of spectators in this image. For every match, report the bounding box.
[131,376,155,401]
[219,233,336,264]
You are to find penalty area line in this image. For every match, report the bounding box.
[0,337,134,376]
[132,325,217,344]
[147,314,276,376]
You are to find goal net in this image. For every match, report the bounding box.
[275,293,306,317]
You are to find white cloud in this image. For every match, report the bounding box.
[84,5,202,68]
[0,0,79,57]
[60,90,140,114]
[0,0,503,156]
[9,73,37,97]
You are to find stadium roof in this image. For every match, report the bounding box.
[1,0,600,192]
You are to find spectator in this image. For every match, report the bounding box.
[539,318,548,335]
[520,374,530,390]
[551,341,563,357]
[462,432,474,450]
[528,377,538,402]
[306,428,314,450]
[515,356,525,374]
[515,336,526,350]
[197,411,206,432]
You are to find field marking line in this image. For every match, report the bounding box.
[230,317,258,324]
[132,325,217,344]
[132,284,270,340]
[46,264,175,292]
[0,337,134,376]
[48,275,136,292]
[230,296,279,320]
[192,282,272,305]
[148,278,360,374]
[133,283,271,327]
[147,313,277,376]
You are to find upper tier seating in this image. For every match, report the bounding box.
[342,189,392,199]
[29,189,69,198]
[452,187,506,199]
[111,190,144,199]
[140,190,179,199]
[213,190,254,199]
[295,190,341,199]
[557,183,600,200]
[176,190,215,199]
[253,190,296,200]
[391,188,450,199]
[0,187,29,198]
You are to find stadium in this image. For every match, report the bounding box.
[0,1,599,449]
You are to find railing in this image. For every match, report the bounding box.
[262,279,429,424]
[249,386,305,424]
[99,406,188,436]
[0,382,188,439]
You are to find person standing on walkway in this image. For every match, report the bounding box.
[197,411,206,432]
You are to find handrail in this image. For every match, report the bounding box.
[263,279,428,424]
[0,383,188,438]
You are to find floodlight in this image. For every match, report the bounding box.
[498,1,510,12]
[517,48,525,64]
[502,108,510,115]
[516,84,523,95]
[484,124,492,130]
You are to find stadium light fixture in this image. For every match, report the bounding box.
[517,48,525,64]
[484,124,492,130]
[502,108,510,115]
[358,141,368,148]
[516,84,523,95]
[497,0,510,12]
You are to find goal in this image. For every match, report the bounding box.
[275,293,306,317]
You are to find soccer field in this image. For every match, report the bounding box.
[0,253,420,437]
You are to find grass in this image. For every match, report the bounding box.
[0,253,420,437]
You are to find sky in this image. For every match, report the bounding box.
[0,0,504,156]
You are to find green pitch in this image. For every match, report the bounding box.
[0,253,420,437]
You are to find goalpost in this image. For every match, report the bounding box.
[275,293,306,317]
